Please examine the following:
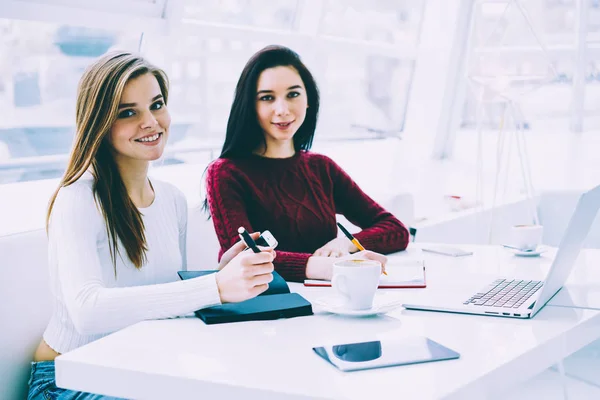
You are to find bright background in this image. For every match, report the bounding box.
[1,0,600,236]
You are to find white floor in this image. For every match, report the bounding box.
[496,368,600,400]
[495,339,600,400]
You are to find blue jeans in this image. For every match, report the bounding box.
[27,361,124,400]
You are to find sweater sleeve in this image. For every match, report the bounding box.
[50,184,221,336]
[206,160,311,282]
[325,157,409,254]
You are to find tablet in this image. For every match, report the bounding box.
[313,336,459,372]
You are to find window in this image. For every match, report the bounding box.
[461,0,578,129]
[0,0,426,185]
[0,19,140,184]
[142,0,425,155]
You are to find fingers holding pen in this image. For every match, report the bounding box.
[215,240,276,303]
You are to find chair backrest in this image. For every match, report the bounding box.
[186,206,220,269]
[0,229,52,400]
[538,190,600,248]
[0,207,221,400]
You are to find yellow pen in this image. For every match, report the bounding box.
[336,222,387,275]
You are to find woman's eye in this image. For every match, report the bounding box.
[259,95,274,101]
[118,109,135,119]
[288,91,300,98]
[151,101,164,110]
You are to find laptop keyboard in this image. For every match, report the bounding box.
[463,279,543,309]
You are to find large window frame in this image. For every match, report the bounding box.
[0,0,176,32]
[0,0,426,184]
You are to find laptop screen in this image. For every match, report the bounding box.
[532,184,600,316]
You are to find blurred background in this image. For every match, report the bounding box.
[0,0,421,181]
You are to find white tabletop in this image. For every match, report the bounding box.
[391,244,600,311]
[55,244,600,400]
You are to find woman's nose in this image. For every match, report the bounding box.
[274,99,290,116]
[140,110,158,130]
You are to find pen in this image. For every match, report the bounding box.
[238,227,261,253]
[336,222,387,275]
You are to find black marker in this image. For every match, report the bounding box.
[238,227,261,253]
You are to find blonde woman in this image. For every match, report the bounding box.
[28,52,275,400]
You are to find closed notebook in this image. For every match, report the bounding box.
[178,270,313,324]
[304,261,426,289]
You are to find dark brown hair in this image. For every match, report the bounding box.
[220,45,320,158]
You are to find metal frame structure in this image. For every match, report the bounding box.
[431,0,592,160]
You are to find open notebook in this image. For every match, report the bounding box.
[305,260,426,289]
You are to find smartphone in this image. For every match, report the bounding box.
[253,230,279,249]
[313,337,459,372]
[421,245,473,257]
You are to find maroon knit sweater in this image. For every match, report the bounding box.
[206,151,409,282]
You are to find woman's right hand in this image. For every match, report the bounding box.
[305,250,388,281]
[215,247,275,303]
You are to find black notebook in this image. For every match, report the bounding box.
[178,270,313,324]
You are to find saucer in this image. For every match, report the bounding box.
[313,295,403,317]
[504,245,548,257]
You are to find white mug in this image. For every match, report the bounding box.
[331,260,381,310]
[511,224,544,251]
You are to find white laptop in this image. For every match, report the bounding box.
[404,184,600,319]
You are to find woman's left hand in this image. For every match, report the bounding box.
[313,237,358,257]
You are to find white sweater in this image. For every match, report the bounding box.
[43,176,221,354]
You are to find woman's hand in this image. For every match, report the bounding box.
[216,246,276,303]
[306,250,388,281]
[340,250,388,274]
[313,237,358,257]
[217,232,262,270]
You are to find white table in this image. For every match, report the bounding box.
[55,245,600,400]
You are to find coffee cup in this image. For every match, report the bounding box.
[511,224,543,251]
[331,259,381,310]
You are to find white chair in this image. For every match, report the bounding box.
[0,206,222,400]
[0,229,52,400]
[186,205,220,269]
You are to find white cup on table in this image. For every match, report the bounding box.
[331,260,381,310]
[511,224,544,251]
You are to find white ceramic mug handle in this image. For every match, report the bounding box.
[332,274,350,302]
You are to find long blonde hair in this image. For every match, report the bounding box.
[47,51,169,271]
